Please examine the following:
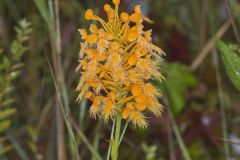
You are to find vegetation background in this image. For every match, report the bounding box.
[0,0,240,160]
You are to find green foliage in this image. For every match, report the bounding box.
[27,127,38,154]
[11,20,32,61]
[0,19,32,157]
[0,145,13,156]
[34,0,52,24]
[162,63,197,115]
[141,143,158,160]
[34,0,55,45]
[0,108,16,120]
[215,38,240,91]
[188,141,207,160]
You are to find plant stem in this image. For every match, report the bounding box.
[166,101,192,160]
[190,19,231,71]
[46,57,81,160]
[51,0,67,159]
[111,114,122,160]
[212,51,231,159]
[119,122,128,145]
[91,121,102,160]
[56,99,67,160]
[79,97,87,129]
[107,119,116,160]
[168,120,175,160]
[208,9,231,158]
[72,120,102,160]
[34,0,80,159]
[224,0,240,43]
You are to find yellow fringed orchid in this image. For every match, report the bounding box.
[76,0,164,128]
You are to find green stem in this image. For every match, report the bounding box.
[107,119,116,160]
[167,105,192,160]
[91,121,102,160]
[213,51,230,159]
[208,9,231,158]
[119,122,128,145]
[72,121,102,160]
[111,114,122,160]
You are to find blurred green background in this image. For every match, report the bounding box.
[0,0,240,159]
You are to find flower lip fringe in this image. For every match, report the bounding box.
[76,0,164,128]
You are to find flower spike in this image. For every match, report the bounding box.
[76,0,164,128]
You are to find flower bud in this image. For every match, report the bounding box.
[104,4,111,12]
[120,12,129,22]
[85,9,94,20]
[112,0,120,6]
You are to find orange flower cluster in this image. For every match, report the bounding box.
[76,0,164,128]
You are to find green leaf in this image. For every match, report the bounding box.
[7,71,21,81]
[162,63,197,115]
[19,19,31,31]
[11,40,21,60]
[2,99,15,107]
[27,127,38,139]
[0,145,13,156]
[0,57,11,70]
[7,133,31,160]
[0,48,3,54]
[110,139,117,160]
[0,137,8,143]
[215,38,240,91]
[2,87,14,96]
[0,108,16,119]
[228,44,240,52]
[34,0,52,25]
[11,20,32,61]
[11,63,25,70]
[141,143,157,160]
[27,141,37,153]
[0,120,11,133]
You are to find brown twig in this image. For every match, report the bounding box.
[56,99,67,160]
[224,0,240,43]
[46,56,81,160]
[190,19,231,71]
[52,0,66,159]
[218,138,240,145]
